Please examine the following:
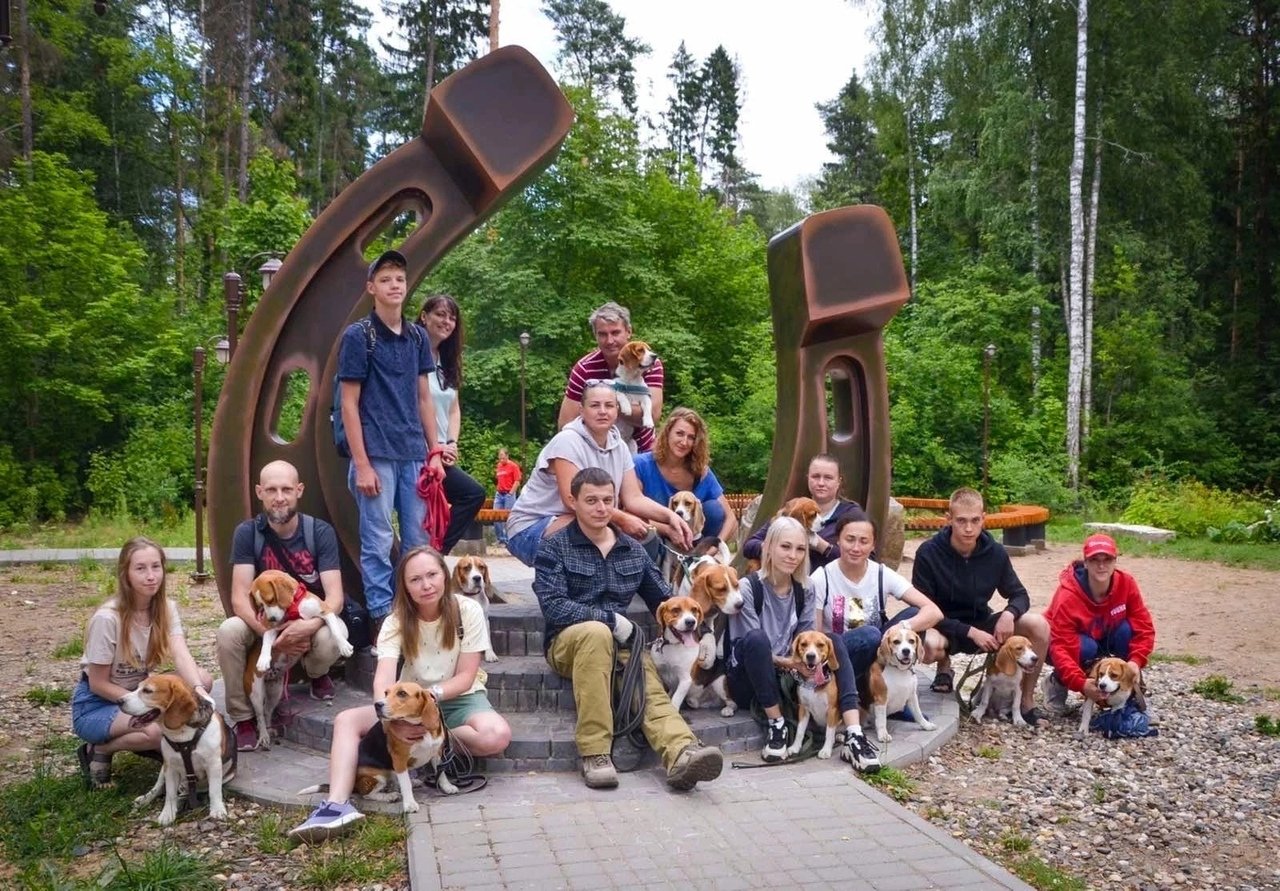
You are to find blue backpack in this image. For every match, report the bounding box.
[330,318,423,457]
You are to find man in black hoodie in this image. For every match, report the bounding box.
[912,488,1049,725]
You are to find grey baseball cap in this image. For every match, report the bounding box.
[367,249,407,280]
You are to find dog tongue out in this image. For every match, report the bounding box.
[679,630,700,646]
[813,663,827,686]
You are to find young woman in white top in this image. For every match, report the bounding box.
[418,295,486,554]
[810,511,943,685]
[71,537,213,788]
[290,546,510,841]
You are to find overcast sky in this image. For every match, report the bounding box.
[370,1,876,192]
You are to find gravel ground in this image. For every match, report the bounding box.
[902,656,1280,891]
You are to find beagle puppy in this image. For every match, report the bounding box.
[298,681,457,812]
[1077,657,1140,738]
[787,631,842,759]
[970,635,1040,727]
[683,561,742,672]
[250,569,354,675]
[611,340,658,428]
[869,624,938,743]
[745,497,821,574]
[452,556,498,662]
[121,674,231,825]
[242,637,289,750]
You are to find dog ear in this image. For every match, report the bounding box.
[162,678,197,730]
[270,573,295,603]
[994,642,1015,676]
[655,601,671,623]
[824,637,840,671]
[1121,660,1139,688]
[481,562,492,592]
[876,631,893,665]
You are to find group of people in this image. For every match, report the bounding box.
[69,268,1157,841]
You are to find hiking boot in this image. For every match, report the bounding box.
[310,674,336,701]
[761,719,788,763]
[580,754,618,789]
[287,800,364,843]
[1020,707,1043,728]
[1042,669,1069,716]
[840,731,882,773]
[233,719,259,752]
[666,744,723,791]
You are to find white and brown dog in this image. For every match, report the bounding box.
[787,631,843,759]
[667,491,734,587]
[612,340,658,428]
[243,635,289,750]
[1077,657,1141,738]
[745,497,821,573]
[120,674,233,826]
[868,624,937,743]
[970,635,1040,727]
[250,569,354,675]
[298,681,457,812]
[452,556,498,662]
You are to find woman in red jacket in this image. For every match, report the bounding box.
[1043,534,1156,712]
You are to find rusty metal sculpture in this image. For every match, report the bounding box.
[751,205,910,541]
[207,46,574,613]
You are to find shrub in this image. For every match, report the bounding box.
[86,398,194,523]
[1208,501,1280,543]
[1120,475,1266,537]
[989,452,1073,512]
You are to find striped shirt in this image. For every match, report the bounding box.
[564,349,664,452]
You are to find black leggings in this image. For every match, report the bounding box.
[441,465,486,554]
[727,628,860,715]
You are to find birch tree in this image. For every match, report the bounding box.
[1065,0,1088,494]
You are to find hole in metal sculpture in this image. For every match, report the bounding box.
[272,367,312,445]
[824,359,865,446]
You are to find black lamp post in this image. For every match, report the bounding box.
[982,342,997,493]
[519,331,530,465]
[191,337,230,583]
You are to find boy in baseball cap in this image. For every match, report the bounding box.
[1042,533,1157,719]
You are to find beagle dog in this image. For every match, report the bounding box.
[611,341,658,429]
[787,631,842,759]
[250,569,354,675]
[745,497,822,573]
[298,681,457,812]
[970,635,1040,727]
[650,596,706,710]
[1077,657,1140,738]
[243,637,289,750]
[120,674,232,825]
[869,624,938,743]
[452,556,498,662]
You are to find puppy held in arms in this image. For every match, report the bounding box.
[250,569,354,674]
[970,635,1040,727]
[611,341,658,428]
[298,681,457,813]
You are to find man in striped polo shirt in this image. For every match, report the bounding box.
[556,301,664,453]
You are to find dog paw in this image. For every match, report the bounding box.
[1013,716,1028,728]
[817,747,833,760]
[786,742,803,757]
[877,730,893,743]
[402,798,421,813]
[337,641,355,658]
[132,794,150,809]
[209,804,228,820]
[919,720,937,732]
[484,649,499,663]
[437,778,459,796]
[719,704,737,717]
[255,657,271,674]
[156,808,176,827]
[970,713,984,724]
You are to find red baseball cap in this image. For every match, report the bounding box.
[1082,533,1118,559]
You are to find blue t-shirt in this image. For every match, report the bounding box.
[337,313,434,461]
[632,452,725,506]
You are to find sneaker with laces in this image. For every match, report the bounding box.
[666,744,723,791]
[1042,669,1069,716]
[310,674,336,701]
[761,719,788,763]
[233,719,259,752]
[580,754,618,789]
[840,731,882,773]
[287,800,365,843]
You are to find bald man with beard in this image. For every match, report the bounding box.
[216,461,350,751]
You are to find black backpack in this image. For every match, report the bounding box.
[726,572,807,665]
[330,318,424,457]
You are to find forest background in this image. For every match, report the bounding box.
[0,0,1277,539]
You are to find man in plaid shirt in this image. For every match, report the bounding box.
[535,466,723,791]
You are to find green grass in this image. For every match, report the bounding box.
[1262,687,1280,702]
[1011,855,1087,891]
[1092,783,1106,804]
[256,812,292,855]
[0,513,197,550]
[294,814,406,888]
[1255,715,1280,737]
[59,593,104,610]
[25,685,71,706]
[1192,675,1246,703]
[1148,651,1206,666]
[1000,832,1032,852]
[1047,514,1280,570]
[977,745,1002,760]
[52,636,84,660]
[861,766,916,802]
[98,844,221,890]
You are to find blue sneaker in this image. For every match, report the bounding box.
[287,800,364,843]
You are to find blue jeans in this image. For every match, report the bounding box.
[702,498,727,539]
[1077,620,1133,667]
[493,491,517,544]
[728,629,861,714]
[348,458,428,619]
[508,515,553,567]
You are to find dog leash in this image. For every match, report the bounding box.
[418,726,488,794]
[610,624,651,772]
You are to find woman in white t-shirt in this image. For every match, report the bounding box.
[289,547,511,842]
[810,512,943,686]
[71,537,213,788]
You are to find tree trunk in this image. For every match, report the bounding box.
[906,105,918,293]
[166,0,186,303]
[237,0,252,201]
[1232,146,1243,360]
[1030,115,1041,392]
[1082,113,1102,446]
[489,0,500,51]
[421,34,437,126]
[17,0,32,163]
[1065,0,1089,495]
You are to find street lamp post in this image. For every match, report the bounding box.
[982,343,997,494]
[519,331,530,465]
[223,272,243,362]
[191,337,230,583]
[258,256,282,292]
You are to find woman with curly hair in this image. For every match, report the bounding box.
[632,406,737,546]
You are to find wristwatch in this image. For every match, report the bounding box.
[429,684,445,701]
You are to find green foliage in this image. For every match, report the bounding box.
[1208,502,1280,544]
[99,844,220,891]
[86,397,197,524]
[1011,856,1087,891]
[1191,675,1244,704]
[977,745,1002,760]
[544,0,650,114]
[1148,651,1205,666]
[1000,832,1032,853]
[26,686,71,706]
[293,814,406,886]
[1121,476,1266,537]
[861,766,916,802]
[1255,716,1280,737]
[0,762,131,865]
[52,636,85,660]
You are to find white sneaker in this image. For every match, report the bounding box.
[1042,669,1069,716]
